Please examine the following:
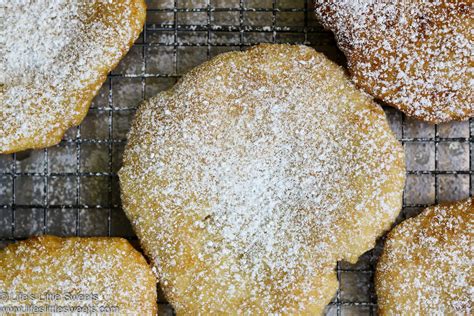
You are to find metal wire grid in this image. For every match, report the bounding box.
[0,0,472,315]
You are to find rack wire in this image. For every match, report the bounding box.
[0,1,472,315]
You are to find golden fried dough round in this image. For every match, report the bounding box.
[314,1,473,123]
[376,198,473,314]
[0,235,157,314]
[0,0,146,154]
[119,44,405,314]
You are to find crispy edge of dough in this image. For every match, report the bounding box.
[347,54,474,124]
[1,0,147,154]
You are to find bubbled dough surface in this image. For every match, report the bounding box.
[0,0,146,153]
[0,235,157,315]
[120,44,405,314]
[315,0,473,123]
[376,198,473,315]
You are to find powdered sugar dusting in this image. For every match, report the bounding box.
[314,0,473,123]
[0,0,146,153]
[119,44,405,313]
[376,198,473,314]
[2,2,79,84]
[0,236,157,314]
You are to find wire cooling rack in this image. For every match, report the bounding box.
[0,1,472,315]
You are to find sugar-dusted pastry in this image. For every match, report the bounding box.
[376,198,473,315]
[314,0,473,123]
[0,235,157,314]
[0,0,146,153]
[119,44,405,314]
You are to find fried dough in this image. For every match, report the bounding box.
[0,0,146,153]
[314,0,473,123]
[119,44,405,314]
[0,235,157,315]
[376,198,473,315]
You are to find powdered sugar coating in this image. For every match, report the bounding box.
[0,235,157,314]
[376,198,473,315]
[0,0,146,153]
[120,44,405,314]
[314,0,473,123]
